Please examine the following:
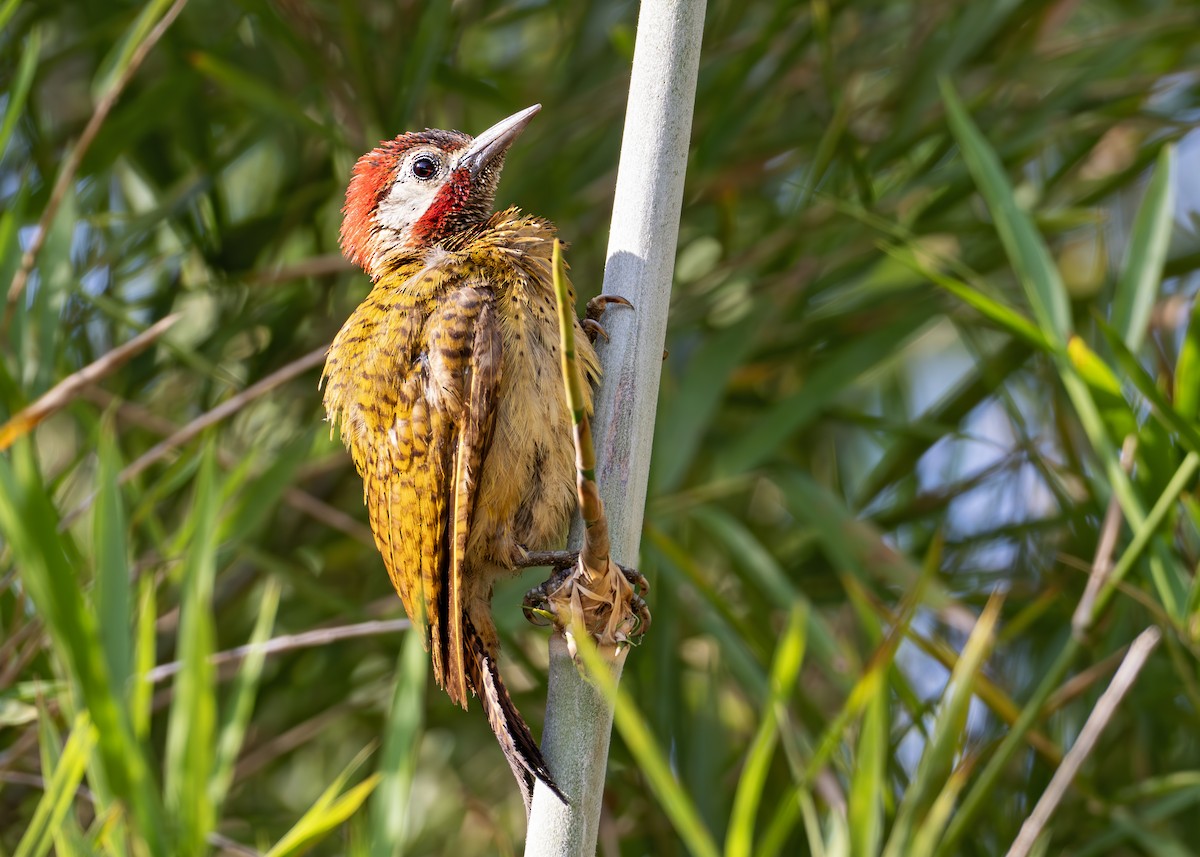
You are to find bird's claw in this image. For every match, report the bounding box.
[618,564,652,636]
[581,318,609,342]
[584,294,633,342]
[523,563,576,626]
[585,294,634,322]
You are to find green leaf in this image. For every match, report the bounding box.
[266,746,381,857]
[94,422,132,702]
[91,0,175,100]
[369,630,429,857]
[725,603,807,857]
[131,574,157,742]
[14,713,97,857]
[1173,291,1200,424]
[1112,146,1174,352]
[573,633,721,857]
[941,80,1071,347]
[0,26,40,163]
[210,577,281,818]
[884,595,1002,857]
[1065,336,1138,441]
[849,678,888,857]
[189,52,339,142]
[164,444,221,857]
[722,309,930,473]
[882,242,1050,350]
[0,441,166,854]
[222,430,314,544]
[654,302,769,492]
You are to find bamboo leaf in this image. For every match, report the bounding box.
[1112,146,1174,352]
[1175,285,1200,423]
[0,26,39,163]
[941,80,1071,346]
[572,631,721,857]
[883,595,1002,857]
[849,681,888,857]
[94,422,132,702]
[0,441,166,854]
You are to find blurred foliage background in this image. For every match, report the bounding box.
[3,0,1200,854]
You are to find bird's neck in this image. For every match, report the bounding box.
[367,207,537,283]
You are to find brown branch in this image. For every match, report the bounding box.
[0,314,180,451]
[82,384,372,545]
[60,345,327,528]
[1007,627,1162,857]
[144,618,409,683]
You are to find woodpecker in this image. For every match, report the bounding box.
[323,105,617,809]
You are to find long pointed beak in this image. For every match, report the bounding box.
[458,104,541,177]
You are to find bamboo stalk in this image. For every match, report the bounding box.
[523,0,706,853]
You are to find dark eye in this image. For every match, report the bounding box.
[411,156,438,180]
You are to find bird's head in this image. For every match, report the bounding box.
[340,104,541,278]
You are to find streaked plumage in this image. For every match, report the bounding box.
[322,106,598,808]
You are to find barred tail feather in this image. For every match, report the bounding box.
[464,612,567,812]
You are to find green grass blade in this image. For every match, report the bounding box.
[1091,452,1200,622]
[573,632,722,857]
[937,639,1080,856]
[849,678,888,857]
[1112,146,1174,352]
[1175,285,1200,423]
[725,603,808,857]
[164,443,221,856]
[0,26,40,163]
[654,302,769,492]
[266,745,381,857]
[1065,337,1138,441]
[908,762,972,857]
[883,594,1002,857]
[94,422,132,701]
[1096,320,1200,456]
[189,52,338,142]
[13,713,97,857]
[91,0,175,99]
[0,441,166,854]
[131,574,157,741]
[882,243,1050,350]
[209,577,281,817]
[369,630,429,857]
[941,80,1071,347]
[722,310,929,473]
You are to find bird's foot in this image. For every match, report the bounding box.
[582,294,633,343]
[521,551,651,646]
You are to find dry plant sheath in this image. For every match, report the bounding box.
[553,239,605,559]
[531,240,647,652]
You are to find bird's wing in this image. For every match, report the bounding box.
[340,280,500,710]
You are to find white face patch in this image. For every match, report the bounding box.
[373,146,467,246]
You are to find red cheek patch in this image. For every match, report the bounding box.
[409,168,472,246]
